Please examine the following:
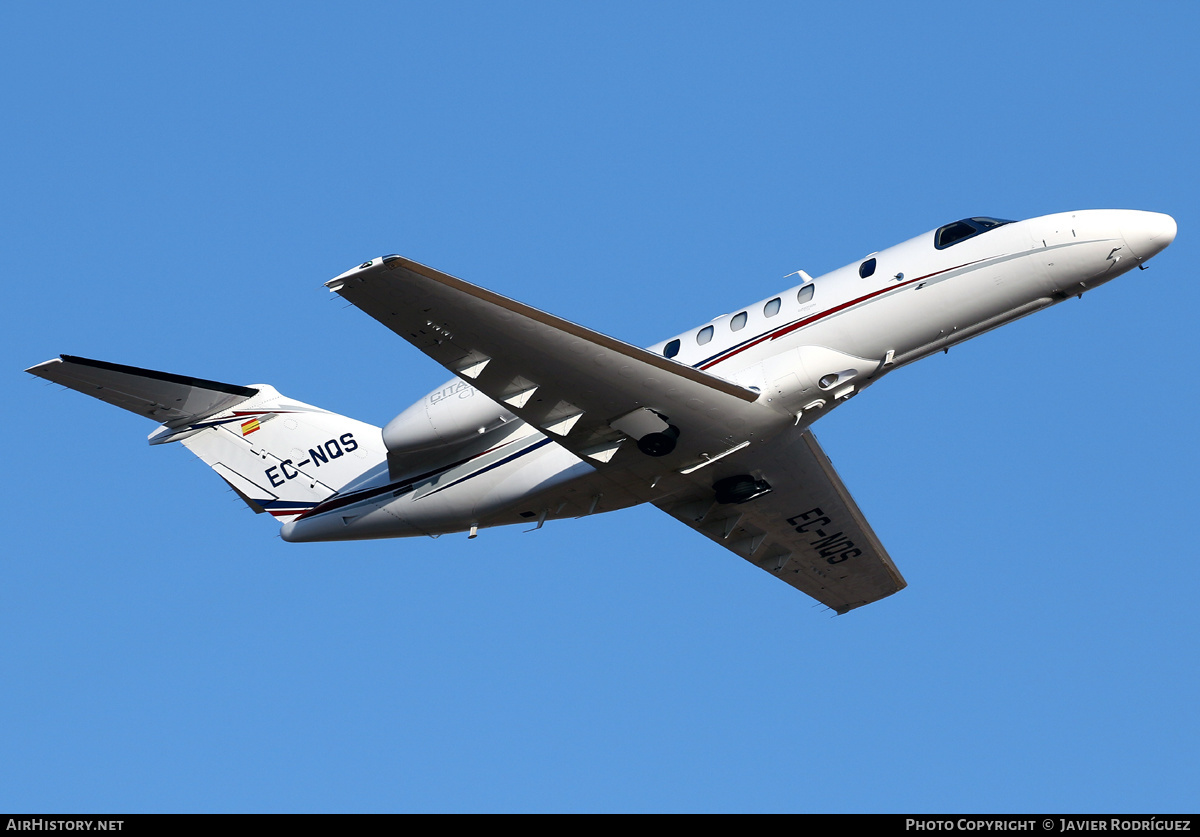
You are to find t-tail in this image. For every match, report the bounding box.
[26,355,387,523]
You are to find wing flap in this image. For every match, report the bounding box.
[26,355,258,428]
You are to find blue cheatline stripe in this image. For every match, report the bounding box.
[260,499,318,510]
[421,437,555,498]
[295,435,551,521]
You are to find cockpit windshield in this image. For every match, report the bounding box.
[934,216,1014,249]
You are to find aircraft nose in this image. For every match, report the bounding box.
[1121,211,1177,263]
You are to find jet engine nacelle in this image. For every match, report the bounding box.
[383,378,514,454]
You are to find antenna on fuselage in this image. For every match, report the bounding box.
[783,269,815,285]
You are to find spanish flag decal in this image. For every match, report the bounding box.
[240,418,261,436]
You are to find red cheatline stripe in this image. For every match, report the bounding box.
[698,259,982,371]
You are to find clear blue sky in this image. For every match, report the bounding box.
[4,1,1197,813]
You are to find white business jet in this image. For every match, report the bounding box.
[27,209,1176,613]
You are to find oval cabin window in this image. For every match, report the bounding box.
[764,297,781,317]
[697,325,714,345]
[730,312,748,331]
[859,258,876,278]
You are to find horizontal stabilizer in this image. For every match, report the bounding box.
[26,355,258,428]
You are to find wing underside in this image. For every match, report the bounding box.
[654,428,905,613]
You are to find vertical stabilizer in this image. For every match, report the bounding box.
[177,385,385,522]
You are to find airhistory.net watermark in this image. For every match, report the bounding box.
[6,821,123,831]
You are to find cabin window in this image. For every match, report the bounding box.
[663,339,680,358]
[697,325,714,345]
[859,258,876,279]
[797,284,815,304]
[934,216,1014,249]
[730,312,748,331]
[764,297,781,317]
